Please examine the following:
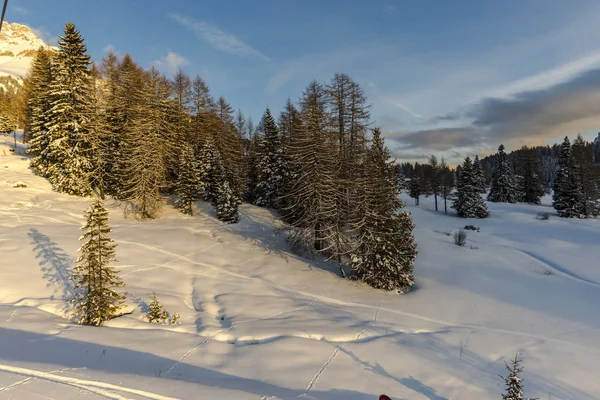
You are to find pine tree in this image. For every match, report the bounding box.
[571,135,600,218]
[517,146,544,204]
[473,155,486,194]
[176,143,203,215]
[488,144,518,203]
[71,200,125,326]
[452,157,489,218]
[45,23,96,196]
[216,180,239,223]
[553,137,580,218]
[254,108,287,209]
[500,354,525,400]
[350,128,417,292]
[199,141,223,204]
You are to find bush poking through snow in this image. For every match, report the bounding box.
[147,293,179,324]
[463,224,480,232]
[147,293,168,324]
[536,212,550,220]
[170,312,180,325]
[12,181,27,188]
[454,229,467,247]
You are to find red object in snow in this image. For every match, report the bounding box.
[380,395,392,400]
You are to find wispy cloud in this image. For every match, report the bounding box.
[153,51,190,75]
[12,6,28,15]
[168,13,269,61]
[103,45,118,55]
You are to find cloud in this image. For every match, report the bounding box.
[465,67,600,144]
[386,127,478,151]
[12,6,28,15]
[103,45,117,55]
[168,13,269,61]
[153,51,190,75]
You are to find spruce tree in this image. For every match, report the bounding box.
[488,144,518,203]
[473,155,486,194]
[517,146,544,204]
[147,293,168,323]
[71,200,125,326]
[351,128,417,292]
[45,23,95,196]
[254,108,287,209]
[216,180,239,223]
[500,354,525,400]
[176,143,203,215]
[452,157,489,218]
[572,135,600,218]
[26,47,53,176]
[553,137,580,218]
[426,155,442,211]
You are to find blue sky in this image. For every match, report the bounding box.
[9,0,600,163]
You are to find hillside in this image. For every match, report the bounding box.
[1,134,599,399]
[0,21,49,83]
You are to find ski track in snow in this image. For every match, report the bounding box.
[298,300,384,398]
[112,239,600,354]
[0,363,180,400]
[514,248,600,288]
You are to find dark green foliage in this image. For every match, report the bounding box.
[553,137,581,218]
[452,157,489,218]
[516,146,544,204]
[500,354,525,400]
[70,200,125,326]
[147,293,168,324]
[488,145,518,203]
[350,129,417,292]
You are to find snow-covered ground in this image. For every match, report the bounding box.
[1,133,599,400]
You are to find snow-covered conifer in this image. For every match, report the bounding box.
[176,143,203,215]
[351,128,417,292]
[147,293,168,324]
[517,146,544,204]
[572,135,600,218]
[216,180,239,223]
[500,354,525,400]
[254,108,287,209]
[473,155,486,194]
[44,23,95,196]
[452,157,489,218]
[553,137,580,218]
[71,200,125,326]
[488,144,518,203]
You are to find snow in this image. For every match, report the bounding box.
[1,133,599,399]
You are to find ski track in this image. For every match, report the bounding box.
[299,300,384,398]
[117,240,599,354]
[0,363,180,400]
[515,248,600,288]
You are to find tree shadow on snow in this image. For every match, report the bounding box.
[28,228,75,305]
[0,327,372,400]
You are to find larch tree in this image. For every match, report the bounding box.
[120,67,174,219]
[440,158,454,214]
[70,200,125,326]
[350,128,417,292]
[488,144,518,203]
[452,157,490,218]
[284,81,338,254]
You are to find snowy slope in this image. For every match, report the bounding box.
[1,135,599,400]
[0,21,50,81]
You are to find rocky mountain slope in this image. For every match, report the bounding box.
[0,21,49,82]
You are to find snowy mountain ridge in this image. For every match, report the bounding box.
[0,21,51,81]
